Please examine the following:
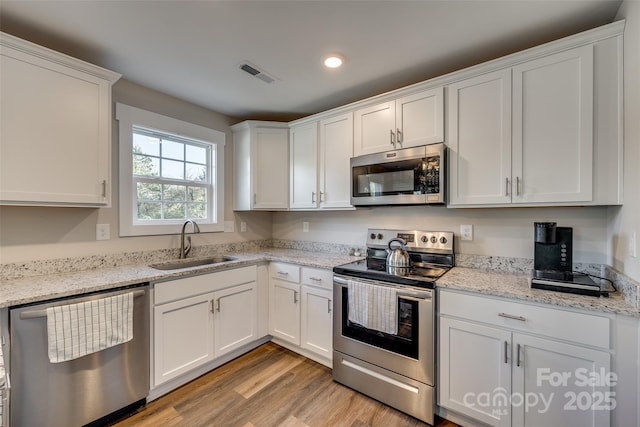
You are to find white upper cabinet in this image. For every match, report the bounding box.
[289,122,319,209]
[512,45,593,204]
[448,26,622,208]
[319,112,354,209]
[232,121,289,210]
[354,87,444,156]
[0,32,121,207]
[448,69,512,205]
[289,112,354,210]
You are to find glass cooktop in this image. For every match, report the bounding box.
[333,258,451,289]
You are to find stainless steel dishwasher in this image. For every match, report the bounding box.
[9,284,149,427]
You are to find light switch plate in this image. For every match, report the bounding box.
[96,224,110,241]
[631,232,637,258]
[240,221,247,233]
[303,222,309,232]
[460,224,473,241]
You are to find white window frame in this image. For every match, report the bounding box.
[116,103,225,236]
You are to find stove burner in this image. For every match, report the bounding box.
[334,228,455,288]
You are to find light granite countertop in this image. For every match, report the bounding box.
[437,267,639,318]
[0,248,359,309]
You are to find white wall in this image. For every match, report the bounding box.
[607,1,640,282]
[273,206,609,263]
[0,79,273,264]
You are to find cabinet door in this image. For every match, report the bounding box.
[447,69,512,206]
[512,45,594,204]
[289,122,318,209]
[300,285,332,360]
[213,282,257,358]
[512,333,611,427]
[319,113,353,209]
[0,44,113,206]
[269,280,301,345]
[253,127,289,209]
[353,101,396,156]
[396,87,444,149]
[439,317,512,427]
[153,293,214,386]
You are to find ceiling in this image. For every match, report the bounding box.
[0,0,623,122]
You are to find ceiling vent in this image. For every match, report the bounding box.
[239,62,277,84]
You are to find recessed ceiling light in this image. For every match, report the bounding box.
[323,55,344,69]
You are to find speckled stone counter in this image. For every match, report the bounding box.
[437,267,639,318]
[0,248,360,308]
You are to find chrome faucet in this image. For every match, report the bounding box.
[180,219,201,259]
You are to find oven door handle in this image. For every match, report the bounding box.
[333,276,433,300]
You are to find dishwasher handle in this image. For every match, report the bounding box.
[19,289,147,320]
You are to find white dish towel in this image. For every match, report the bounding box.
[347,279,398,335]
[46,292,134,363]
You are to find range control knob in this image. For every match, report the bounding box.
[421,235,428,243]
[370,233,376,239]
[430,236,437,244]
[440,236,448,244]
[377,233,384,240]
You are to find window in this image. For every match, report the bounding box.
[116,103,225,236]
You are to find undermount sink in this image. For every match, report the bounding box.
[150,256,236,270]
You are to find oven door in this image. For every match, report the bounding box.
[333,275,434,385]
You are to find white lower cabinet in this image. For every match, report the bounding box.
[269,263,333,365]
[269,279,301,345]
[300,285,332,360]
[213,282,257,358]
[153,266,258,388]
[153,292,215,386]
[439,289,611,427]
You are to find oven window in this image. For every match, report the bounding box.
[341,287,419,359]
[352,158,427,197]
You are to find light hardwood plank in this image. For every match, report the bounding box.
[111,342,459,427]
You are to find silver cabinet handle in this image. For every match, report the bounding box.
[101,180,107,198]
[328,299,332,314]
[210,299,215,313]
[396,128,402,144]
[253,193,257,205]
[517,343,522,367]
[498,312,526,322]
[390,129,395,146]
[216,298,221,312]
[310,277,322,282]
[277,271,289,276]
[293,290,299,304]
[505,177,510,196]
[516,176,521,196]
[504,341,508,364]
[210,299,220,313]
[320,191,324,202]
[312,191,316,203]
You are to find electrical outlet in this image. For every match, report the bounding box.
[460,224,473,241]
[96,224,110,241]
[631,232,638,258]
[224,221,235,233]
[303,222,309,233]
[240,221,247,233]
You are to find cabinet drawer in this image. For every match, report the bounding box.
[270,262,301,283]
[439,290,610,348]
[155,266,257,305]
[301,267,333,290]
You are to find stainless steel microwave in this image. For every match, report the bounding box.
[350,144,445,206]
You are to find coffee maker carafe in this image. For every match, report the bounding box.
[533,222,573,278]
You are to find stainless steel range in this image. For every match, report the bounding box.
[333,228,454,424]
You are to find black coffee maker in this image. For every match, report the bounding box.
[533,222,573,278]
[531,222,601,296]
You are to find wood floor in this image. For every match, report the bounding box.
[112,342,459,427]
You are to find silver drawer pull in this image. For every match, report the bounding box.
[310,277,322,282]
[277,271,289,276]
[498,312,526,322]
